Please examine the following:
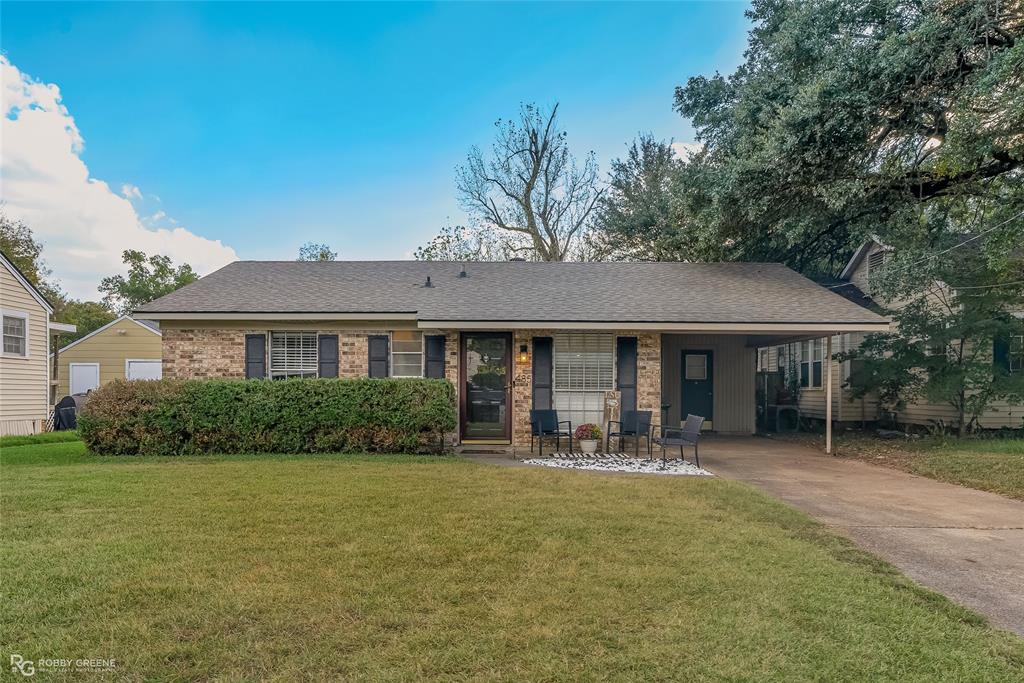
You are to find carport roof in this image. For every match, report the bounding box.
[135,260,890,331]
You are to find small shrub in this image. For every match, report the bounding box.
[79,378,457,456]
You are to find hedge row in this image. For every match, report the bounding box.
[78,378,457,455]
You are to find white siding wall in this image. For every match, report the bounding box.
[0,264,50,435]
[841,242,1023,429]
[758,335,877,424]
[662,334,755,434]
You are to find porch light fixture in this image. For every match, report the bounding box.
[518,344,529,364]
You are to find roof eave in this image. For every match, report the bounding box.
[417,320,892,333]
[135,311,419,321]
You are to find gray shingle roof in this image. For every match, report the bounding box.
[135,261,888,325]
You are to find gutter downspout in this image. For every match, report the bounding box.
[826,334,834,455]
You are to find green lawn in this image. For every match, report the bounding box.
[794,432,1024,500]
[2,438,1023,680]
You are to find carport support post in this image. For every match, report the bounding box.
[825,334,833,455]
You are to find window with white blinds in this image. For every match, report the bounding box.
[269,332,318,379]
[391,330,424,377]
[553,334,615,392]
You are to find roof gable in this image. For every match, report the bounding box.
[0,250,53,314]
[57,315,161,354]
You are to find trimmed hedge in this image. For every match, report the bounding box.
[78,378,457,455]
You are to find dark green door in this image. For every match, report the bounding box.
[680,351,713,428]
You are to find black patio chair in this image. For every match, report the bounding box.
[530,409,573,456]
[654,413,705,467]
[606,410,653,457]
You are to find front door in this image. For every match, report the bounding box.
[460,333,512,441]
[680,351,713,429]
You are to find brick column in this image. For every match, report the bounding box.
[511,330,536,448]
[637,333,662,431]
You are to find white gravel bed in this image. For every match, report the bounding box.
[521,453,713,476]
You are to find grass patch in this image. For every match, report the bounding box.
[2,441,1022,680]
[789,432,1024,500]
[0,430,81,448]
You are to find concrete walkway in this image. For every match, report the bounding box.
[700,437,1024,637]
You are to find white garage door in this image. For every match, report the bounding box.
[70,363,100,394]
[126,360,162,381]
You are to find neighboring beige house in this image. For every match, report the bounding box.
[759,240,1024,430]
[54,316,162,398]
[134,260,890,452]
[0,251,75,436]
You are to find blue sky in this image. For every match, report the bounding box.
[1,1,750,296]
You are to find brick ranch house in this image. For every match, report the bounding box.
[135,261,890,450]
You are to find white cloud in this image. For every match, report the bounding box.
[0,56,237,300]
[671,141,703,160]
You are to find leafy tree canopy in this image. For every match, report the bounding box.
[298,242,338,261]
[55,300,117,345]
[99,250,199,314]
[600,0,1023,276]
[414,225,512,261]
[1,211,47,285]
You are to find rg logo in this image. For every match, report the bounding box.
[10,654,35,677]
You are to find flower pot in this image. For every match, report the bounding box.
[578,439,598,454]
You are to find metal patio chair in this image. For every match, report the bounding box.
[654,413,704,467]
[530,409,573,456]
[606,410,653,457]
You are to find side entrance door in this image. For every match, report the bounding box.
[460,332,512,442]
[680,351,713,429]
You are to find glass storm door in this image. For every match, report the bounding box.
[461,333,512,441]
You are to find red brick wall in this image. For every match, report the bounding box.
[163,328,250,379]
[510,330,661,449]
[163,327,661,450]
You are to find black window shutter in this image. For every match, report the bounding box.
[425,335,446,379]
[318,335,339,378]
[616,337,638,414]
[532,337,553,410]
[994,336,1011,373]
[368,335,390,378]
[245,334,266,379]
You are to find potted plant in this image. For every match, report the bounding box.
[574,423,602,453]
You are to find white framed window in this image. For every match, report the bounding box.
[2,310,28,357]
[391,330,423,377]
[553,334,614,427]
[554,334,615,392]
[926,341,947,358]
[800,339,824,389]
[269,331,317,379]
[1011,335,1024,373]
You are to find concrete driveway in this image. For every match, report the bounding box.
[701,437,1024,637]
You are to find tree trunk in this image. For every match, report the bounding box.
[957,390,966,438]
